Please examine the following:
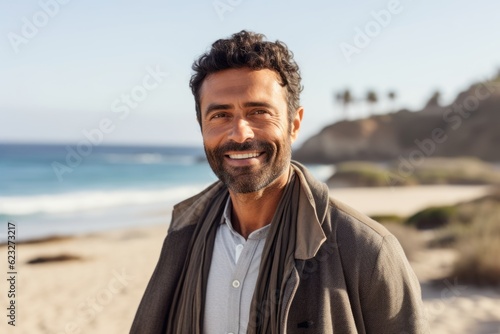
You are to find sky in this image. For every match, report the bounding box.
[1,0,499,148]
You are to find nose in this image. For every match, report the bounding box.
[228,117,254,143]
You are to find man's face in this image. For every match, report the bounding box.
[199,68,302,194]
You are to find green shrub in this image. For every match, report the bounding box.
[431,189,500,286]
[448,208,500,286]
[327,157,500,188]
[405,206,457,230]
[327,161,412,187]
[451,238,500,286]
[412,157,500,185]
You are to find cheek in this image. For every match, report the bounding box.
[266,123,290,144]
[202,125,223,145]
[258,117,287,134]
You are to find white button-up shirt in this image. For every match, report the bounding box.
[203,198,270,334]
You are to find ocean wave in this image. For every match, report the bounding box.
[99,153,199,165]
[0,185,208,216]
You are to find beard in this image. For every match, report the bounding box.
[204,138,291,194]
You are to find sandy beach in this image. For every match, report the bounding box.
[330,185,492,216]
[1,185,499,334]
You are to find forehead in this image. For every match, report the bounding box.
[199,68,286,110]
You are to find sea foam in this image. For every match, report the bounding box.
[0,185,208,216]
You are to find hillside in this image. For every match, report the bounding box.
[294,79,500,163]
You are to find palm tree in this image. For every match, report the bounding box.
[388,90,396,112]
[334,89,352,120]
[334,91,343,117]
[366,90,378,116]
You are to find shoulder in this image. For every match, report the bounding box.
[327,195,392,245]
[325,196,403,276]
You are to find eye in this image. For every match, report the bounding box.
[210,112,228,120]
[253,109,269,115]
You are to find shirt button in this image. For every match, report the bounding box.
[232,280,240,288]
[236,244,244,251]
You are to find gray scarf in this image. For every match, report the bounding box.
[166,167,300,334]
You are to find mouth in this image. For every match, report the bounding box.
[226,151,263,160]
[223,151,265,166]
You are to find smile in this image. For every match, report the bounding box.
[227,152,263,160]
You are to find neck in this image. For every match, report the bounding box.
[229,168,291,239]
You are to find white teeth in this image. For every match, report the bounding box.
[228,152,260,160]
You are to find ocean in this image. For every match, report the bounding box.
[0,143,334,241]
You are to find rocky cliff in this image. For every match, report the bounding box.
[294,80,500,163]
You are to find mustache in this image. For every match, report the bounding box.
[213,140,273,156]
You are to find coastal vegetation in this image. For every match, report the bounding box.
[327,157,500,188]
[380,189,500,286]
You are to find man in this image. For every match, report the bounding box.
[131,31,428,334]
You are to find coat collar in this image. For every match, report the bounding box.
[169,161,328,260]
[291,161,328,260]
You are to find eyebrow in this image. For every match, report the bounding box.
[204,103,232,117]
[204,101,275,118]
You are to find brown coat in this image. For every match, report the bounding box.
[130,163,428,333]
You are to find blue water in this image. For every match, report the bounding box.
[0,143,213,196]
[0,143,218,240]
[0,143,334,241]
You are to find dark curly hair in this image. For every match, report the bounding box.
[190,30,303,126]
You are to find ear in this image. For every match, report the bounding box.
[290,107,304,143]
